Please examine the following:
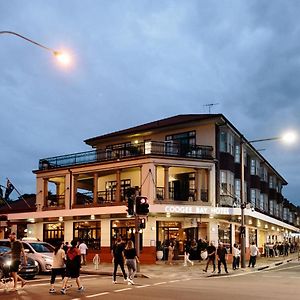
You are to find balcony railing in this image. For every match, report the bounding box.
[156,187,208,202]
[38,141,213,170]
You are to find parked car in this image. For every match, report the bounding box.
[0,246,38,280]
[0,239,54,273]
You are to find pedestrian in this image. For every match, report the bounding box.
[203,241,216,273]
[217,242,228,274]
[63,241,70,253]
[183,241,194,266]
[232,243,240,270]
[248,241,259,268]
[79,240,88,265]
[61,240,84,295]
[167,241,174,265]
[1,232,27,291]
[124,240,139,285]
[112,237,128,284]
[49,242,66,293]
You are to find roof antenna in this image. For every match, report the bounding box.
[203,103,219,114]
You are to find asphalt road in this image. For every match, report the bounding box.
[1,262,299,300]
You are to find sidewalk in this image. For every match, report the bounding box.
[80,253,299,279]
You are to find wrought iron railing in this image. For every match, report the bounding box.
[39,141,213,170]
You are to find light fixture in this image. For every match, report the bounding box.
[91,215,95,220]
[59,216,63,222]
[166,212,171,218]
[265,224,268,229]
[209,214,214,219]
[151,226,155,231]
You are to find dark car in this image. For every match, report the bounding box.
[0,246,38,280]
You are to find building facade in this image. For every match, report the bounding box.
[5,114,300,263]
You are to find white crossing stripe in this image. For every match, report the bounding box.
[87,292,110,298]
[136,284,151,288]
[153,282,167,286]
[114,287,132,292]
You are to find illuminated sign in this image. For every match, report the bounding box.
[164,205,233,215]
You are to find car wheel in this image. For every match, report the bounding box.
[36,262,43,274]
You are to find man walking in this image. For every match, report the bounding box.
[203,241,216,273]
[3,233,27,290]
[248,241,259,267]
[112,237,128,284]
[79,240,88,266]
[217,242,228,274]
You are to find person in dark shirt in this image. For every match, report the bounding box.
[217,242,228,274]
[124,240,139,285]
[112,237,128,284]
[2,232,27,290]
[203,241,216,273]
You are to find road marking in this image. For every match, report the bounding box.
[153,282,167,286]
[169,280,180,283]
[272,265,300,272]
[114,287,132,292]
[86,292,110,298]
[262,275,281,278]
[136,284,151,288]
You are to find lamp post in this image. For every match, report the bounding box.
[239,131,297,268]
[0,31,71,65]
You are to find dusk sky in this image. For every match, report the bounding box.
[1,1,299,205]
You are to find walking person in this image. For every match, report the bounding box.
[79,240,88,266]
[183,241,194,266]
[248,241,259,268]
[49,242,66,293]
[0,232,27,291]
[217,242,228,274]
[61,240,84,295]
[232,243,240,270]
[124,240,139,285]
[112,237,128,284]
[203,241,216,273]
[167,241,174,265]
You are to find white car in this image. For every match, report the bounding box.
[0,239,55,273]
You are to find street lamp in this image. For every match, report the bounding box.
[0,31,71,66]
[240,130,297,268]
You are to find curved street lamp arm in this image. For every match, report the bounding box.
[0,30,57,54]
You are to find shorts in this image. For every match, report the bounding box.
[10,260,21,273]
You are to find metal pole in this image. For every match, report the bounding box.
[135,215,140,272]
[240,140,246,268]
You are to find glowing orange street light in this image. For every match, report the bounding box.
[0,31,71,66]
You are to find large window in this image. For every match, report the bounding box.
[105,179,131,202]
[269,200,274,215]
[234,179,241,201]
[269,176,276,189]
[111,220,142,250]
[220,170,234,195]
[73,221,101,250]
[218,223,231,250]
[250,158,260,176]
[234,145,240,163]
[220,131,234,155]
[43,223,64,246]
[260,166,268,182]
[250,189,259,208]
[165,131,196,156]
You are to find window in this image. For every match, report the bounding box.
[220,171,227,195]
[73,221,101,250]
[220,171,234,195]
[260,166,268,182]
[234,179,241,201]
[263,194,268,212]
[43,223,64,246]
[234,145,240,163]
[219,131,234,155]
[269,200,274,215]
[269,176,276,189]
[250,159,260,176]
[259,194,264,210]
[250,189,259,208]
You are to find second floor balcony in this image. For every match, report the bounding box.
[38,141,214,170]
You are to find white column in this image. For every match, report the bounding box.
[245,226,250,248]
[64,220,73,243]
[208,165,216,206]
[142,217,156,247]
[101,219,111,247]
[231,224,236,247]
[208,221,219,246]
[163,166,169,201]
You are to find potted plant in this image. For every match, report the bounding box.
[156,241,164,260]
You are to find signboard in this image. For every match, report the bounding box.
[164,205,235,215]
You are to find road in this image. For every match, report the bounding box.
[0,262,299,300]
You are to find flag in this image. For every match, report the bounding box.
[4,180,14,201]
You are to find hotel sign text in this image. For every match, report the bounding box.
[165,205,232,215]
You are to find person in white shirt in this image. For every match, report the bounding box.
[78,241,88,266]
[49,242,66,293]
[232,243,240,270]
[248,241,259,267]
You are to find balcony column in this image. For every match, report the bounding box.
[195,168,201,202]
[115,169,121,203]
[164,166,170,201]
[208,164,216,206]
[93,173,99,205]
[43,178,48,208]
[71,174,78,208]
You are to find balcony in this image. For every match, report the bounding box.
[156,187,208,202]
[38,141,213,170]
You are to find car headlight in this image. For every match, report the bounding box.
[35,261,39,266]
[5,260,12,267]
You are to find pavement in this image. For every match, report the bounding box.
[80,252,300,279]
